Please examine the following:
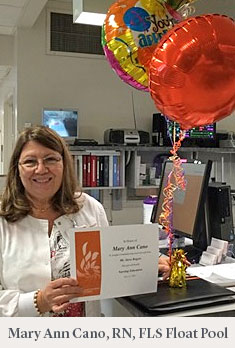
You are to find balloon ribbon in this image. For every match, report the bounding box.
[159,128,186,260]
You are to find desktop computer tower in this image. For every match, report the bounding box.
[152,113,166,146]
[207,183,234,243]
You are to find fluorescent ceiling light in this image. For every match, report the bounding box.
[74,12,106,26]
[73,0,113,26]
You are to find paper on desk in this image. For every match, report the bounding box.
[187,263,235,287]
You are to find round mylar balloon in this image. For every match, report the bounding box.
[102,0,179,91]
[166,0,197,10]
[149,14,235,129]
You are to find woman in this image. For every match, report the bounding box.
[0,126,170,317]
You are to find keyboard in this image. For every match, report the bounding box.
[183,245,203,264]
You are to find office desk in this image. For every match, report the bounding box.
[101,286,235,317]
[113,291,235,317]
[100,252,235,317]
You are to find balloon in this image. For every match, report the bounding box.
[166,0,197,10]
[165,0,195,21]
[102,0,180,91]
[149,14,235,129]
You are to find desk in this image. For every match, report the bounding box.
[100,255,235,317]
[101,285,235,317]
[112,289,235,317]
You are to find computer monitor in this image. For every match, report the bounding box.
[152,113,216,147]
[151,160,212,252]
[165,121,216,147]
[42,108,78,144]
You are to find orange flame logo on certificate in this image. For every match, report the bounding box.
[74,230,101,296]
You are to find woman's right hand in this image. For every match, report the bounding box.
[37,277,82,314]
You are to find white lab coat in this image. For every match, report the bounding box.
[0,193,108,317]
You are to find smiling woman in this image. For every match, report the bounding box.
[0,125,171,317]
[18,141,64,216]
[0,125,109,317]
[0,126,79,222]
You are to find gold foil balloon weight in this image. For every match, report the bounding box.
[169,249,187,288]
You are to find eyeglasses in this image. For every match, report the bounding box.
[19,155,62,170]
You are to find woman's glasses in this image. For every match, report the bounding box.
[19,155,62,170]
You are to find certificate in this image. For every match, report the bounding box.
[69,224,159,302]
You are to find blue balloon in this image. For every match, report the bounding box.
[123,7,151,32]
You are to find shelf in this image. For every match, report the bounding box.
[71,150,125,189]
[137,185,160,189]
[70,145,235,154]
[69,145,235,193]
[83,186,125,190]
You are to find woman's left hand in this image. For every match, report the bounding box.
[158,254,191,280]
[158,256,171,280]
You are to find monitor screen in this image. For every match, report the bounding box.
[42,108,78,143]
[153,113,216,147]
[151,160,212,251]
[167,122,215,140]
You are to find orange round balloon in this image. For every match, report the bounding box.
[149,14,235,129]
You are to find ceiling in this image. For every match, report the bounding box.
[0,0,234,36]
[0,0,50,84]
[0,0,49,35]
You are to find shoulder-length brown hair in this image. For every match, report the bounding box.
[0,125,82,222]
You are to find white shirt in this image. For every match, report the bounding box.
[0,193,109,317]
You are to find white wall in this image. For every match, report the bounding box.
[16,3,156,142]
[0,35,14,65]
[0,33,17,174]
[194,0,235,17]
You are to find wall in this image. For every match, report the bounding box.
[16,2,156,142]
[0,33,17,174]
[194,0,235,17]
[0,35,14,65]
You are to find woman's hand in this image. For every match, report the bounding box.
[37,277,82,314]
[158,255,191,280]
[158,256,171,280]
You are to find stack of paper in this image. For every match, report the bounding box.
[187,263,235,287]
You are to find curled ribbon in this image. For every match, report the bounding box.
[159,128,186,259]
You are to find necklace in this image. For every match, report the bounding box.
[32,204,52,213]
